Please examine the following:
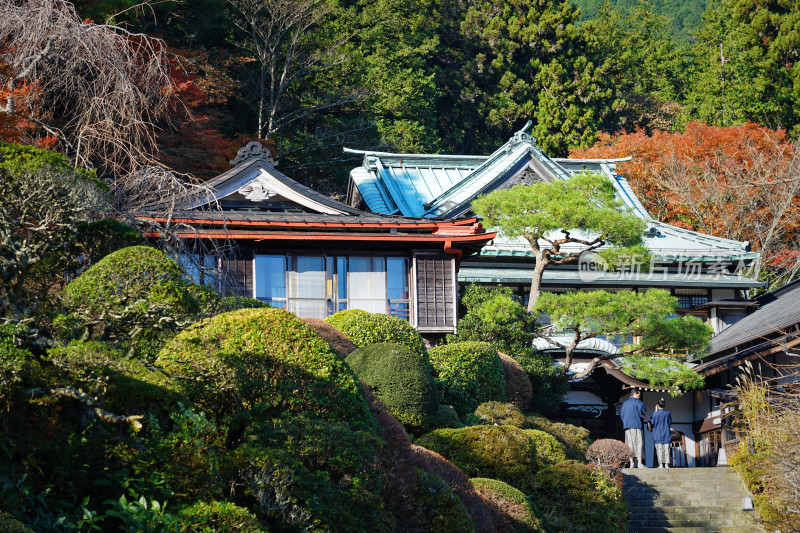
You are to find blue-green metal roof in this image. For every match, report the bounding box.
[345,125,757,263]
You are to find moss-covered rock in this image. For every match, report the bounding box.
[524,414,592,462]
[416,469,476,533]
[416,425,566,493]
[474,401,525,428]
[471,478,547,533]
[530,460,626,533]
[326,310,426,357]
[498,353,533,411]
[428,342,506,415]
[346,343,438,430]
[303,317,357,358]
[178,501,268,532]
[156,307,374,429]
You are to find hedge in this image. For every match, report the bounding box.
[530,460,627,533]
[178,501,267,533]
[326,310,426,357]
[416,469,476,533]
[346,343,438,430]
[427,342,506,415]
[415,425,566,494]
[156,307,374,429]
[498,352,533,411]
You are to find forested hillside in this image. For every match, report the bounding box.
[573,0,708,42]
[4,0,796,195]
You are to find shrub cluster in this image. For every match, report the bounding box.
[415,469,476,533]
[474,401,525,428]
[346,342,439,430]
[586,439,633,476]
[530,460,627,533]
[524,413,592,462]
[326,310,426,357]
[156,307,374,427]
[416,425,566,493]
[428,341,506,415]
[513,352,570,414]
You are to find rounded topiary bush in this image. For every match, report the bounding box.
[304,317,357,358]
[498,353,533,411]
[178,501,267,533]
[156,307,374,428]
[530,460,627,533]
[326,310,426,357]
[431,404,463,429]
[63,245,196,320]
[346,343,438,430]
[586,439,633,476]
[474,401,525,428]
[471,478,546,533]
[416,425,565,493]
[428,342,505,415]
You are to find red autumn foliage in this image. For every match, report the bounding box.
[572,122,800,285]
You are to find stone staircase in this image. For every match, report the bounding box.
[623,466,763,533]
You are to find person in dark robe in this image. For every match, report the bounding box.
[650,397,673,469]
[620,389,647,468]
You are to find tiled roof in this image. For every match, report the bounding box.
[702,279,800,359]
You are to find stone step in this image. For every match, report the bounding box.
[627,506,754,516]
[630,514,755,524]
[630,525,760,533]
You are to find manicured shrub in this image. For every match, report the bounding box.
[415,469,476,533]
[586,439,633,477]
[428,342,506,415]
[499,352,533,410]
[432,404,463,429]
[234,418,392,532]
[326,310,426,357]
[474,401,525,428]
[471,478,547,533]
[156,307,374,429]
[530,460,627,533]
[304,317,357,358]
[62,246,218,359]
[513,352,570,414]
[178,501,267,533]
[416,425,566,493]
[524,414,592,462]
[346,343,438,430]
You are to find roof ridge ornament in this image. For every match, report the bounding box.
[230,141,277,167]
[508,120,537,146]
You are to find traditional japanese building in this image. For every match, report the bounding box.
[136,142,494,340]
[345,124,763,335]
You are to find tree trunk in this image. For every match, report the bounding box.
[527,252,549,312]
